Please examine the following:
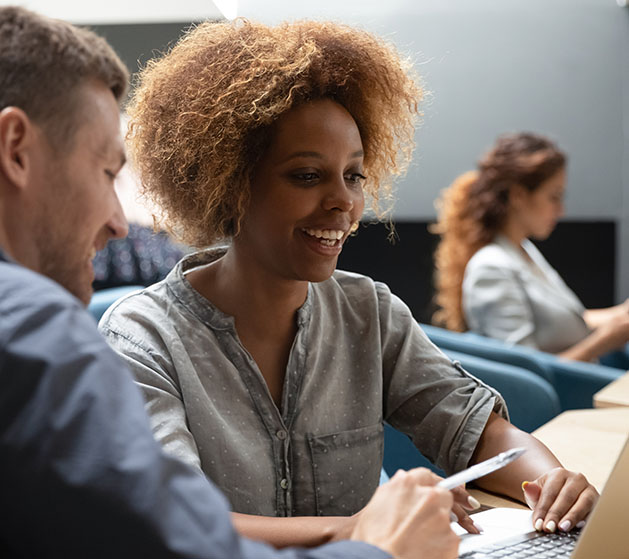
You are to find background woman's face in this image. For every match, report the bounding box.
[515,167,566,241]
[235,98,366,284]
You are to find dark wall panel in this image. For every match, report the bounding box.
[533,222,615,310]
[91,22,195,76]
[337,221,615,325]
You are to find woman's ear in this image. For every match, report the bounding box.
[0,107,34,190]
[508,183,529,209]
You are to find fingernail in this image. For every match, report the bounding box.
[576,520,586,529]
[559,520,572,532]
[534,518,544,531]
[546,520,557,533]
[522,481,530,491]
[467,496,481,510]
[450,512,457,522]
[473,521,484,534]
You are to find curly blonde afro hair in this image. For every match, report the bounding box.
[126,18,421,247]
[432,132,566,331]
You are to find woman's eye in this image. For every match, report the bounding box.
[345,173,367,185]
[105,170,116,181]
[293,172,319,184]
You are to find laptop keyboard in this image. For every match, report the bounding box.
[460,529,580,558]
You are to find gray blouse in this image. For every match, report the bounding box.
[99,248,507,517]
[463,235,590,353]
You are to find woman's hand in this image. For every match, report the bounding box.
[521,467,598,533]
[449,485,483,534]
[561,312,629,361]
[597,313,629,350]
[583,298,629,331]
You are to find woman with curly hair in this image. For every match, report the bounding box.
[100,21,596,549]
[433,132,629,362]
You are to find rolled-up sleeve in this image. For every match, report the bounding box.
[378,283,508,475]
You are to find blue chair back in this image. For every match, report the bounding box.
[599,344,629,369]
[383,422,444,477]
[420,323,622,411]
[88,285,144,321]
[421,323,554,383]
[444,349,561,432]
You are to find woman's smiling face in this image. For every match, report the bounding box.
[234,98,366,284]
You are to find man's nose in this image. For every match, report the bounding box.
[107,193,129,240]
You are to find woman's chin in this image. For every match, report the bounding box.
[531,226,555,241]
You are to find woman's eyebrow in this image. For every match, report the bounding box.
[280,149,364,164]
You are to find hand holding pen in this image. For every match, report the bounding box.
[438,447,527,534]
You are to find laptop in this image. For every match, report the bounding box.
[457,436,629,558]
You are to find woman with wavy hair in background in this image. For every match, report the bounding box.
[434,132,629,363]
[100,23,597,550]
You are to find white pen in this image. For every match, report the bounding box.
[438,447,527,490]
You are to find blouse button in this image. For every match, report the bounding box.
[276,430,287,440]
[280,478,289,490]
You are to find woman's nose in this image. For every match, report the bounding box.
[321,176,358,212]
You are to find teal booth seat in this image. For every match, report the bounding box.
[382,349,561,477]
[419,323,622,411]
[88,285,144,321]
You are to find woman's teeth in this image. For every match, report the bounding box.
[303,228,344,240]
[302,228,344,246]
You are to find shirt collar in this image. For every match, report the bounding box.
[165,247,313,331]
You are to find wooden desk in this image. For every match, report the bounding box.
[472,407,629,508]
[468,488,526,510]
[532,407,628,490]
[594,371,629,408]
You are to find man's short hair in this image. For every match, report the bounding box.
[0,6,129,151]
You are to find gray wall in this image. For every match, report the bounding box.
[96,0,629,299]
[621,8,629,302]
[241,0,629,299]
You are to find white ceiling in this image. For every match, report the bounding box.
[8,0,231,24]
[7,0,429,26]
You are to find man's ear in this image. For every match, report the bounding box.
[0,106,36,190]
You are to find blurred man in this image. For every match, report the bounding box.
[0,7,458,559]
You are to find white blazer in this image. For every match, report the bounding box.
[462,235,590,353]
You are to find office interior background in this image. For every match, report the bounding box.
[20,0,629,323]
